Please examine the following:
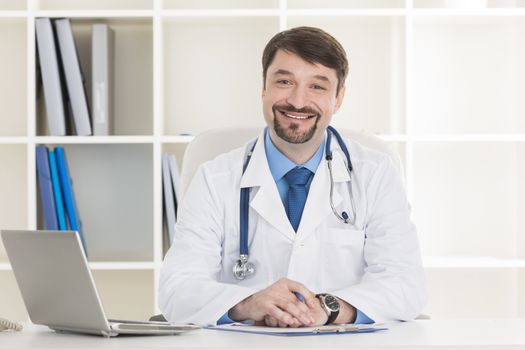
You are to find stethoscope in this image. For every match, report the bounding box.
[233,126,356,280]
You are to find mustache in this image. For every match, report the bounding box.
[272,103,320,117]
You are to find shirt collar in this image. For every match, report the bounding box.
[264,128,325,182]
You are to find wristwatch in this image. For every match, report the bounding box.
[315,293,340,325]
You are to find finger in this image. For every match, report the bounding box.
[265,315,278,327]
[278,319,289,328]
[293,291,305,303]
[264,315,270,326]
[283,280,317,309]
[265,305,302,328]
[278,290,313,314]
[292,291,315,323]
[276,315,300,328]
[273,294,314,325]
[267,305,297,326]
[303,293,318,310]
[289,317,302,328]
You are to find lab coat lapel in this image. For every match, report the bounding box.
[297,138,350,238]
[239,131,296,241]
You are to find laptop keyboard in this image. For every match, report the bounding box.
[116,324,183,331]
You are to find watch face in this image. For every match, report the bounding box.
[324,295,340,311]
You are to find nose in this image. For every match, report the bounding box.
[286,85,308,109]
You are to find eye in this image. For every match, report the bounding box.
[277,79,292,85]
[312,84,326,90]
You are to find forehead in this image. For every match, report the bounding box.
[267,50,338,82]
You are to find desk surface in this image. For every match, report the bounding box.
[1,319,525,350]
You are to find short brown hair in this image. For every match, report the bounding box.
[262,26,348,96]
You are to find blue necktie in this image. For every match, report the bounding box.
[284,167,313,232]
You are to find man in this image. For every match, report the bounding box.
[159,26,426,327]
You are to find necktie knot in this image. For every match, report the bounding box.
[284,167,312,187]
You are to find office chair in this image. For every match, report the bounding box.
[178,127,403,202]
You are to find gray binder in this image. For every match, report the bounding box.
[162,153,176,246]
[35,18,67,136]
[54,18,92,136]
[92,24,114,136]
[168,154,181,203]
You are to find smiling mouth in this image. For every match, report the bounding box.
[280,111,316,120]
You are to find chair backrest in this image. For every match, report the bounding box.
[179,127,402,202]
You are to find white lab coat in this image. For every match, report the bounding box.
[159,130,426,325]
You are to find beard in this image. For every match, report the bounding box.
[272,103,321,144]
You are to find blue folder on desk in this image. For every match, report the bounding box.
[207,323,387,336]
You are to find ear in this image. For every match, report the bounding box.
[334,85,346,114]
[262,75,267,98]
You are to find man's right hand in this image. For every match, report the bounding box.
[228,278,317,327]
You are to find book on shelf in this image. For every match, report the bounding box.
[54,147,88,255]
[162,153,182,253]
[36,146,88,256]
[35,18,67,136]
[36,146,58,230]
[162,153,177,248]
[168,154,181,210]
[47,149,68,230]
[54,18,92,136]
[92,23,114,136]
[36,18,116,136]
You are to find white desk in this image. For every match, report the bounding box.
[1,319,525,350]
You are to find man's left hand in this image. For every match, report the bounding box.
[263,297,327,327]
[263,295,357,327]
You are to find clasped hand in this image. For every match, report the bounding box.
[229,278,329,327]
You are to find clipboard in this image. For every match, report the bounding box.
[207,323,387,336]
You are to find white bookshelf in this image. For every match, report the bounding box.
[0,0,524,322]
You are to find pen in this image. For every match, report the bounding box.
[293,292,305,303]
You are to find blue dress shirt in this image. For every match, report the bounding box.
[264,129,323,202]
[217,129,373,325]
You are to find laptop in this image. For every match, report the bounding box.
[1,230,199,337]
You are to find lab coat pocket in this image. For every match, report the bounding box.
[325,228,366,249]
[320,228,366,290]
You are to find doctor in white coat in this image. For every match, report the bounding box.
[159,26,426,327]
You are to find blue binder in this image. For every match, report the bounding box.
[48,149,68,230]
[36,146,58,230]
[54,147,88,256]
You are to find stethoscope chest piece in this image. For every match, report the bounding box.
[233,254,255,280]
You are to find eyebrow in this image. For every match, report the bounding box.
[313,75,330,82]
[273,69,331,83]
[273,69,293,76]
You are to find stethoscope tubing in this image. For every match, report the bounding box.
[239,142,257,257]
[234,126,354,280]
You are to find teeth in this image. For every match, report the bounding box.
[284,112,310,120]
